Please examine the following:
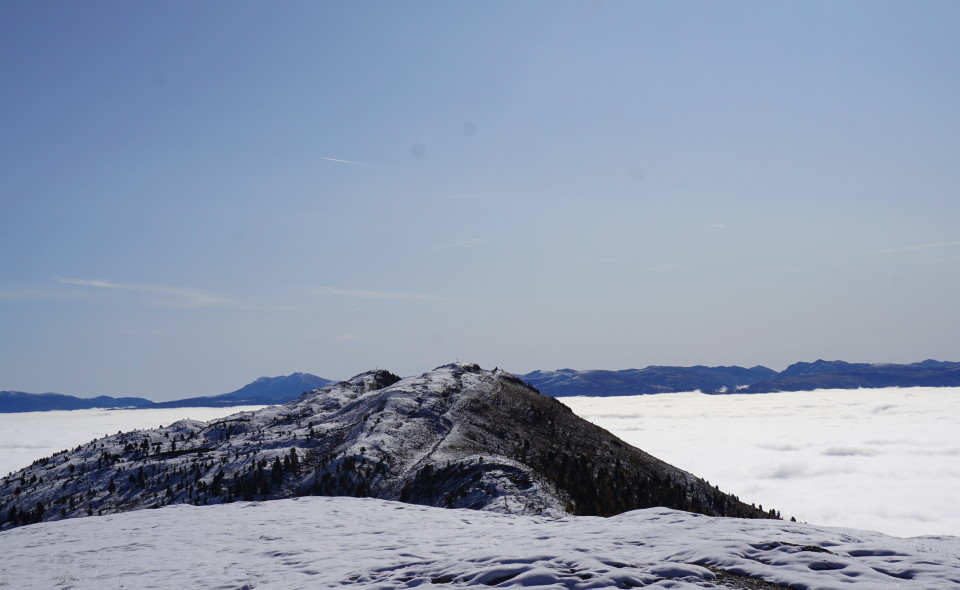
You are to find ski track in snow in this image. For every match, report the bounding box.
[1,496,958,589]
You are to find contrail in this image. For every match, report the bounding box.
[321,156,363,166]
[862,241,960,255]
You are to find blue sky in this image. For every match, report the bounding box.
[2,1,959,400]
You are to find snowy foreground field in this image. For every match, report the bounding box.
[2,496,958,589]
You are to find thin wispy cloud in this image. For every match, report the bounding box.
[311,286,446,303]
[709,224,728,229]
[320,156,364,166]
[438,238,485,250]
[55,279,230,309]
[117,328,165,336]
[576,257,622,267]
[640,264,681,272]
[0,286,65,303]
[576,261,678,271]
[862,241,960,255]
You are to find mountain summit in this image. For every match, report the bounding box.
[0,363,772,530]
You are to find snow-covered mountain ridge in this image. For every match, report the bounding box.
[0,363,770,530]
[1,496,957,589]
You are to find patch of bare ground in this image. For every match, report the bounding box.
[705,566,798,590]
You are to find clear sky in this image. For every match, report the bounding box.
[2,1,959,400]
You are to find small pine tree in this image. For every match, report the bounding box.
[289,448,299,473]
[271,457,284,485]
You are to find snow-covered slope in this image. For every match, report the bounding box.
[1,496,957,589]
[0,363,769,530]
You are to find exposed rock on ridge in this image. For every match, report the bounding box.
[0,363,773,530]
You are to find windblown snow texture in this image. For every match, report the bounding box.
[0,363,771,530]
[1,497,957,589]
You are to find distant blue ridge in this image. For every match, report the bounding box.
[518,359,960,397]
[0,391,155,413]
[5,359,960,412]
[0,372,332,413]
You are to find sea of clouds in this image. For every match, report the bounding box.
[1,386,956,538]
[565,387,960,538]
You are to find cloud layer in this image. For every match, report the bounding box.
[1,387,956,538]
[565,387,959,538]
[311,286,446,302]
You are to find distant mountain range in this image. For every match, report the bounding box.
[518,359,960,397]
[0,373,331,413]
[519,365,777,397]
[0,391,155,413]
[4,359,960,413]
[738,359,960,393]
[148,372,332,408]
